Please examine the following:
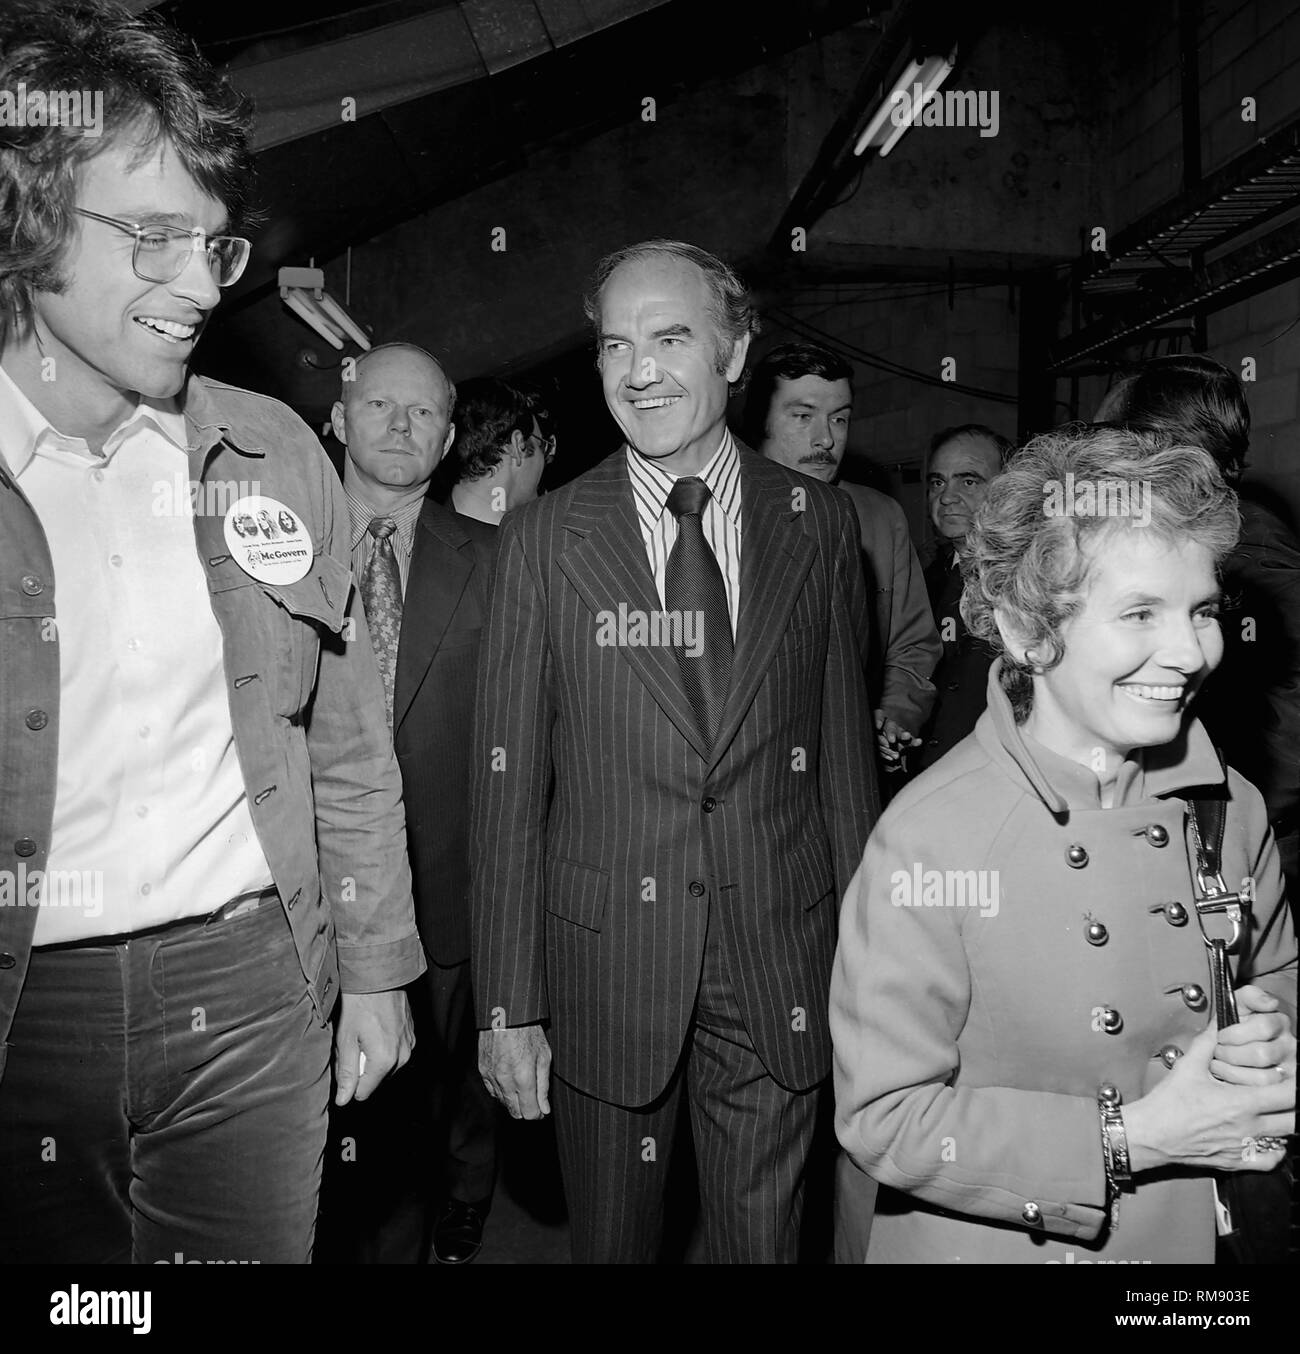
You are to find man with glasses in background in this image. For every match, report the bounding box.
[448,376,553,527]
[0,0,422,1264]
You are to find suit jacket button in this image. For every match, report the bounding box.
[689,880,706,897]
[24,709,48,731]
[1145,823,1169,847]
[1159,1044,1184,1068]
[13,838,36,857]
[1180,983,1207,1011]
[1085,921,1108,945]
[702,797,717,813]
[0,953,15,969]
[1022,1202,1042,1225]
[1066,843,1089,868]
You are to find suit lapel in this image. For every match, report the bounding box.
[709,450,816,768]
[557,451,709,759]
[394,500,474,734]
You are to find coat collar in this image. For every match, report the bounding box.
[975,657,1227,815]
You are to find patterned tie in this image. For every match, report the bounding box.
[665,477,733,747]
[359,516,402,731]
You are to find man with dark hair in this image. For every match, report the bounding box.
[914,423,1013,772]
[472,239,878,1261]
[0,0,422,1264]
[448,376,550,527]
[1097,354,1300,911]
[329,341,500,1264]
[747,341,939,775]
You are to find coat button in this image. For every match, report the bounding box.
[13,838,36,857]
[1085,921,1108,946]
[1066,843,1089,868]
[1145,824,1169,847]
[1101,1007,1123,1034]
[702,797,717,813]
[0,953,15,970]
[1158,1044,1184,1068]
[24,709,48,730]
[688,880,706,897]
[1098,1083,1122,1105]
[1021,1201,1042,1225]
[20,574,43,595]
[1180,983,1207,1011]
[1163,901,1188,927]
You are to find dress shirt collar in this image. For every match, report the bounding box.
[0,363,185,475]
[344,478,426,552]
[626,428,741,530]
[976,656,1226,813]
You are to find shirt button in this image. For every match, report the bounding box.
[14,838,36,857]
[1021,1202,1042,1225]
[1158,1044,1184,1068]
[92,468,105,483]
[109,554,123,568]
[1066,843,1089,868]
[688,880,706,897]
[702,797,717,813]
[1085,920,1108,946]
[138,725,151,739]
[1145,824,1169,847]
[135,805,149,819]
[24,709,48,731]
[127,638,141,651]
[20,575,43,596]
[140,883,152,896]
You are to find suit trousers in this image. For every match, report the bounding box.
[552,907,820,1263]
[426,958,497,1206]
[0,898,331,1264]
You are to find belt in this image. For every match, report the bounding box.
[34,885,281,951]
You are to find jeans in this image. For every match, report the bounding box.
[0,896,330,1264]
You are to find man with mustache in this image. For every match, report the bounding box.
[749,341,939,779]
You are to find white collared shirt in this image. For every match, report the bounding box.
[625,429,742,636]
[0,365,272,944]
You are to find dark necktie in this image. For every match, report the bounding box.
[359,516,402,731]
[665,477,733,746]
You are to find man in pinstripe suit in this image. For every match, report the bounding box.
[471,240,879,1262]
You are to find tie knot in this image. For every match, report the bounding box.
[368,516,397,541]
[666,477,711,520]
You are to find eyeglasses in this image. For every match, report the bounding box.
[73,208,251,288]
[530,432,557,463]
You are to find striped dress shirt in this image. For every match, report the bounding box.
[344,482,424,598]
[625,429,742,637]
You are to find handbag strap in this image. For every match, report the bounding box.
[1186,785,1242,1030]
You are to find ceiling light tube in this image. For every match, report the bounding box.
[315,291,372,350]
[282,288,345,350]
[853,58,924,156]
[877,48,957,158]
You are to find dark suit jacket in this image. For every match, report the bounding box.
[470,443,879,1107]
[394,500,498,965]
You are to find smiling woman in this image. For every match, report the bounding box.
[832,422,1297,1266]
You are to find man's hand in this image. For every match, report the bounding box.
[874,708,922,766]
[478,1024,551,1120]
[1212,985,1298,1087]
[334,990,415,1106]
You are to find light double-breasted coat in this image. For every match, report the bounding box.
[831,661,1298,1264]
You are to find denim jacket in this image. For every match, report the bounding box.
[0,375,424,1074]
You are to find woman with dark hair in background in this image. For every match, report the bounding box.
[832,425,1296,1263]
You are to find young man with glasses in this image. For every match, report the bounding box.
[0,0,423,1264]
[448,376,553,527]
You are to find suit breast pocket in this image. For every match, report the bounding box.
[544,858,609,933]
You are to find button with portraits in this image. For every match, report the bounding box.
[1066,843,1089,868]
[1158,1044,1184,1069]
[1144,824,1169,848]
[1085,920,1108,946]
[1021,1202,1042,1225]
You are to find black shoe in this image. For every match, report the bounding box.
[432,1199,486,1264]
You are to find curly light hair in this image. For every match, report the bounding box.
[959,424,1240,719]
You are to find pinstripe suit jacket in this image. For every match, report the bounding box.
[470,442,879,1106]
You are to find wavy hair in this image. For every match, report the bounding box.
[960,423,1240,719]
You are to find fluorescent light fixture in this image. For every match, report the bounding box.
[278,265,372,351]
[854,47,958,158]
